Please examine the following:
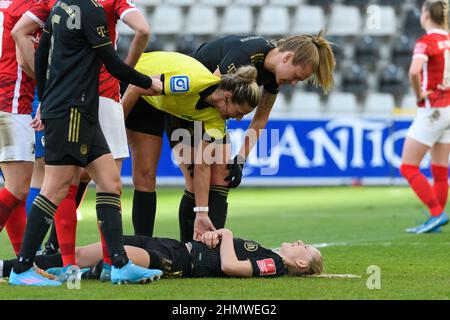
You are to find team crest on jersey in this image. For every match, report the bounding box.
[80,144,88,155]
[170,76,190,93]
[256,258,276,276]
[244,241,259,252]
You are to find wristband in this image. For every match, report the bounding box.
[193,206,209,213]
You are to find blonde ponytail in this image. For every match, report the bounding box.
[219,66,260,108]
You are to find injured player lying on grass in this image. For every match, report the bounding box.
[0,228,323,281]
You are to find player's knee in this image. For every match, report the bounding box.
[132,170,157,191]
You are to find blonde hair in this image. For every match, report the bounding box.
[307,253,324,275]
[423,0,449,29]
[219,65,260,108]
[276,30,336,94]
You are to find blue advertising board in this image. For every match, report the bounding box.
[121,116,427,186]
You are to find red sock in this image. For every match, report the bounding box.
[98,223,112,265]
[54,185,78,266]
[4,201,26,256]
[431,164,448,210]
[0,188,21,232]
[400,164,443,216]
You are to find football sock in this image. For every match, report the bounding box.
[54,185,78,266]
[0,188,21,233]
[14,195,57,274]
[431,164,448,209]
[25,187,40,217]
[132,190,156,236]
[208,186,229,229]
[75,181,89,208]
[5,201,26,256]
[1,254,63,277]
[96,193,128,268]
[178,190,196,243]
[98,224,112,265]
[400,164,443,217]
[44,224,59,252]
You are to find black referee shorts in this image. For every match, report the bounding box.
[165,113,230,149]
[43,108,110,167]
[125,97,165,137]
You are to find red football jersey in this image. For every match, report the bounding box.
[0,0,38,114]
[98,0,139,102]
[413,29,450,108]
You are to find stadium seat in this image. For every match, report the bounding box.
[234,0,266,7]
[326,36,346,63]
[175,35,201,55]
[165,0,196,6]
[291,6,326,35]
[391,35,415,70]
[145,35,167,52]
[404,8,423,37]
[328,5,362,37]
[221,6,254,35]
[269,0,301,7]
[378,0,403,6]
[325,92,360,116]
[364,6,396,37]
[151,6,183,35]
[185,6,219,35]
[378,64,407,99]
[400,94,418,111]
[198,0,232,7]
[342,0,367,9]
[137,0,160,8]
[256,6,290,36]
[290,91,322,117]
[354,36,380,67]
[341,64,369,96]
[363,93,395,117]
[305,0,333,8]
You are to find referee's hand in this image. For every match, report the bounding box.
[142,76,163,96]
[193,213,216,241]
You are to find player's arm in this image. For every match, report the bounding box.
[83,5,161,94]
[193,140,216,240]
[121,10,150,68]
[11,14,41,78]
[409,56,433,104]
[238,89,276,159]
[215,229,253,277]
[35,28,50,101]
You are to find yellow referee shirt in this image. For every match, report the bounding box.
[135,52,225,139]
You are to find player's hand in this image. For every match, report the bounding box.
[201,231,221,249]
[225,155,245,188]
[193,213,216,241]
[30,104,44,131]
[142,76,163,96]
[416,90,433,104]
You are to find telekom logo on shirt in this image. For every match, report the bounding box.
[0,0,12,9]
[256,259,276,276]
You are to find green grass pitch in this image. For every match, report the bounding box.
[1,186,449,300]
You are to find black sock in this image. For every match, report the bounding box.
[75,181,89,208]
[179,190,196,243]
[44,223,59,251]
[96,193,128,269]
[208,186,229,229]
[1,259,15,277]
[15,195,57,274]
[132,190,156,236]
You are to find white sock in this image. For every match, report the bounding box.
[0,260,4,277]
